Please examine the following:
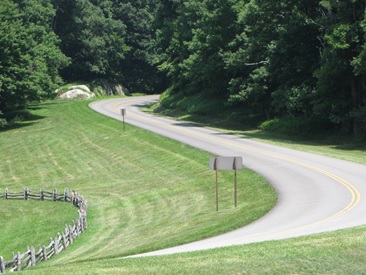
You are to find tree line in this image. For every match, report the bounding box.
[1,0,366,138]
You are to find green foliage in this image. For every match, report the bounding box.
[153,0,366,138]
[53,0,164,94]
[0,111,7,128]
[314,0,366,137]
[160,90,224,116]
[53,0,129,81]
[2,0,366,135]
[0,0,69,121]
[225,0,320,118]
[112,1,164,93]
[258,116,331,137]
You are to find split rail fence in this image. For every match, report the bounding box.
[0,188,88,273]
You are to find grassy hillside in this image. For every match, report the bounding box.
[0,98,275,267]
[27,225,366,274]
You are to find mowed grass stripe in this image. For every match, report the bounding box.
[0,99,276,267]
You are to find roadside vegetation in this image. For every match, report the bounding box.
[2,1,366,140]
[149,102,366,166]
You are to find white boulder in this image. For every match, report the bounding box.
[68,85,91,93]
[59,89,95,99]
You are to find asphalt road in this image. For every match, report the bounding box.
[89,95,366,257]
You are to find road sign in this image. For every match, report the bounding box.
[209,156,243,211]
[209,156,243,170]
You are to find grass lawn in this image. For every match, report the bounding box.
[0,200,77,258]
[0,98,275,267]
[26,225,366,274]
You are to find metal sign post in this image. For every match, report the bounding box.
[215,158,219,211]
[234,157,237,207]
[120,108,126,133]
[209,156,243,211]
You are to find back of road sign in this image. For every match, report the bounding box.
[209,156,243,170]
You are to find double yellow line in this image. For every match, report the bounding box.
[110,97,361,235]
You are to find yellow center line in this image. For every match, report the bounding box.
[110,98,361,238]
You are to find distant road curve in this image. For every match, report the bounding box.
[90,95,366,257]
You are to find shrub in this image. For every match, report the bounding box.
[259,116,332,137]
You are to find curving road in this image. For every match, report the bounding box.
[89,95,366,257]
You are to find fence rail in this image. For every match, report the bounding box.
[0,188,87,273]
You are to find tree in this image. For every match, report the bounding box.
[224,0,320,119]
[314,0,366,136]
[155,0,241,114]
[112,0,164,93]
[53,0,129,82]
[0,0,69,120]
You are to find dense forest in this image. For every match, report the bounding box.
[1,0,366,138]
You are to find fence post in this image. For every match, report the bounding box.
[26,246,30,267]
[79,211,84,232]
[40,188,44,201]
[0,256,5,273]
[24,187,28,200]
[77,219,81,236]
[30,246,36,267]
[4,188,8,200]
[70,191,75,205]
[69,224,74,245]
[54,236,59,255]
[62,231,68,250]
[64,189,68,202]
[53,188,57,201]
[42,245,47,261]
[12,252,15,269]
[16,252,21,271]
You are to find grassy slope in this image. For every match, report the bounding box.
[0,200,77,258]
[0,99,275,266]
[28,225,366,274]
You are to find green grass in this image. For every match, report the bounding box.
[24,226,366,274]
[0,98,275,266]
[0,200,77,258]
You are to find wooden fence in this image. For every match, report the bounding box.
[0,188,87,273]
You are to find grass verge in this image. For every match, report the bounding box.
[3,96,365,274]
[148,104,366,165]
[25,225,366,274]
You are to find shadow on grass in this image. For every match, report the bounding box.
[151,106,366,153]
[217,128,366,153]
[0,103,51,133]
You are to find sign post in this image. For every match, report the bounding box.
[209,156,243,211]
[233,157,237,207]
[214,158,219,211]
[120,108,126,133]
